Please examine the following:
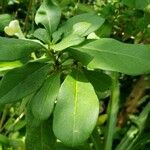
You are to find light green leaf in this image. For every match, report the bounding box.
[71,38,150,75]
[31,73,60,120]
[33,28,50,44]
[52,13,104,43]
[35,0,61,37]
[0,37,43,62]
[0,14,12,32]
[26,102,56,150]
[72,22,92,37]
[0,61,23,72]
[53,70,99,146]
[51,34,85,51]
[0,62,52,104]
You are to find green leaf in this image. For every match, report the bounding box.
[26,102,56,150]
[52,13,104,43]
[71,38,150,75]
[0,14,12,32]
[72,22,92,37]
[35,0,61,37]
[0,37,43,62]
[51,34,85,51]
[0,61,23,72]
[31,73,60,120]
[33,28,50,44]
[84,69,112,92]
[0,62,52,104]
[53,70,99,146]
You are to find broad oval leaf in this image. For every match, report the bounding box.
[71,38,150,75]
[52,13,105,43]
[53,70,99,146]
[0,37,43,61]
[35,0,61,37]
[31,73,60,120]
[0,62,52,104]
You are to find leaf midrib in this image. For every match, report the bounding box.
[73,74,78,146]
[73,46,150,68]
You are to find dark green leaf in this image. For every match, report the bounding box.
[26,101,56,150]
[31,73,60,120]
[35,0,61,37]
[71,38,150,75]
[0,37,43,61]
[84,69,112,92]
[0,62,52,104]
[53,70,99,146]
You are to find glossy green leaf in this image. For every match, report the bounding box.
[71,38,150,75]
[84,69,112,92]
[26,102,56,150]
[52,13,104,43]
[52,34,85,51]
[0,62,52,104]
[53,70,99,146]
[0,37,43,61]
[35,0,61,37]
[0,14,12,32]
[31,73,60,120]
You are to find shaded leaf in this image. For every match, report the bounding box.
[84,69,112,92]
[26,101,56,150]
[0,62,52,104]
[0,37,43,61]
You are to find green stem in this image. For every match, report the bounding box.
[0,105,9,132]
[104,72,120,150]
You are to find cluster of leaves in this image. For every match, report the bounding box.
[0,0,150,150]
